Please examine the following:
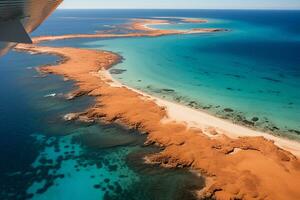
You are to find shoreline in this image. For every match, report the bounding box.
[14,17,300,200]
[31,18,225,44]
[104,70,300,157]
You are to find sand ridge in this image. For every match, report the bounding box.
[31,18,225,44]
[15,18,300,200]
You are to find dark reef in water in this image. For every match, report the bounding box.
[104,146,206,200]
[142,84,300,141]
[146,85,176,94]
[289,129,300,135]
[161,88,175,92]
[261,76,281,83]
[110,69,127,75]
[0,136,67,200]
[0,117,206,200]
[226,87,242,92]
[224,108,234,112]
[252,117,259,122]
[224,73,245,79]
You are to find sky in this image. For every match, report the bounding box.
[59,0,300,10]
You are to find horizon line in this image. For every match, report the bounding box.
[57,8,300,11]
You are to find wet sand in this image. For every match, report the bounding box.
[15,18,300,200]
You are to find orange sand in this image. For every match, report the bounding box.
[31,19,224,44]
[15,18,300,200]
[180,18,208,23]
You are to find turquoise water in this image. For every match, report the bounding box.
[81,14,300,139]
[1,9,300,200]
[0,51,203,200]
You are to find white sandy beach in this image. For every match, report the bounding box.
[99,69,300,157]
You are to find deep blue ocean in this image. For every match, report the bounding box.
[0,9,300,200]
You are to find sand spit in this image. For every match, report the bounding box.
[31,18,224,44]
[152,17,208,23]
[181,18,208,23]
[15,18,300,200]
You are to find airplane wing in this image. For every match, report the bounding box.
[0,0,63,56]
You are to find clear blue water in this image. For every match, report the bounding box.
[1,9,300,200]
[82,10,300,138]
[0,51,203,200]
[40,10,300,138]
[0,11,206,200]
